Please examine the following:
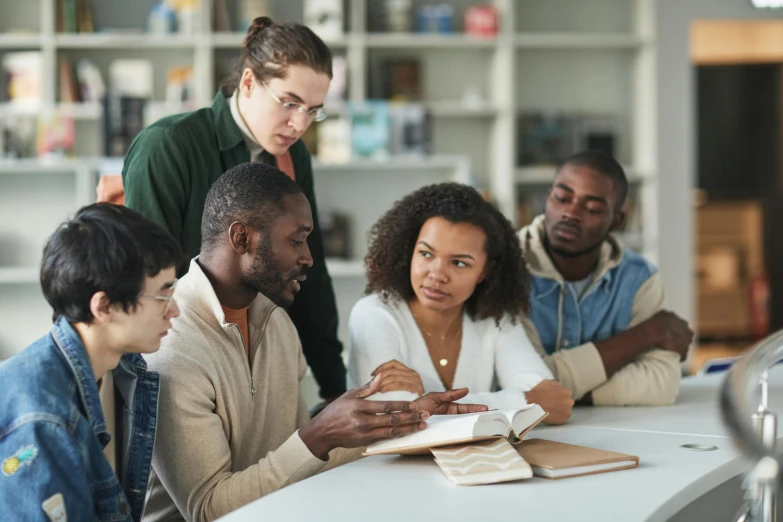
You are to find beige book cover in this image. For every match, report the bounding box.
[515,438,639,480]
[431,438,533,486]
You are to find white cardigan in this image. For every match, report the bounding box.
[347,294,553,411]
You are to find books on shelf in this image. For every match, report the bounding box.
[316,118,351,164]
[515,438,639,480]
[304,0,344,40]
[517,112,621,167]
[37,113,75,159]
[76,58,105,102]
[57,0,94,33]
[349,100,391,160]
[371,58,422,101]
[364,404,547,456]
[2,52,43,106]
[102,96,146,157]
[319,210,352,259]
[165,67,195,108]
[0,116,37,159]
[389,103,431,157]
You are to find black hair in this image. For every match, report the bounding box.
[222,16,333,95]
[200,162,304,250]
[558,150,628,209]
[365,183,531,324]
[41,203,184,324]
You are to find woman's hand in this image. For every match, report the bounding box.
[524,380,574,425]
[371,359,425,395]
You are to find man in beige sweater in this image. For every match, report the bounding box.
[142,163,486,522]
[518,151,694,406]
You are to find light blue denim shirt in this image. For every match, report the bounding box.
[0,317,159,521]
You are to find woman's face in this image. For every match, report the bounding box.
[410,217,488,313]
[238,64,330,156]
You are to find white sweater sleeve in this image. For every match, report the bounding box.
[347,296,419,402]
[457,319,553,410]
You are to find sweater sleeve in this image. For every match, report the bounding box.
[347,297,421,403]
[285,143,347,399]
[457,318,552,410]
[520,315,607,400]
[148,351,327,522]
[522,273,682,405]
[590,273,682,406]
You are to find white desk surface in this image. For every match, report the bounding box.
[218,370,782,522]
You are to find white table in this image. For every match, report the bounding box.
[218,369,782,522]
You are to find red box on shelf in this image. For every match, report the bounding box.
[464,5,498,38]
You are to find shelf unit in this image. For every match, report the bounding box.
[0,1,658,371]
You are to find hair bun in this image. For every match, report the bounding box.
[248,16,273,37]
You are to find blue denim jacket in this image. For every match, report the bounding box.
[520,216,656,355]
[0,317,159,521]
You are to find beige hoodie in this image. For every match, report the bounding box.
[142,259,359,522]
[518,215,681,406]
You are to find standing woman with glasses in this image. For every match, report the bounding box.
[122,16,347,405]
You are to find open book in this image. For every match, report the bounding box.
[515,438,639,479]
[363,404,547,456]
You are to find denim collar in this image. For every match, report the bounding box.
[51,317,108,443]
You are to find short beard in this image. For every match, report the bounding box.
[240,233,292,308]
[545,233,606,259]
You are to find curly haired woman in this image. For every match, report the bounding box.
[347,183,574,423]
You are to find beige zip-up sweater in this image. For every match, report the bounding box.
[142,259,359,522]
[518,216,681,406]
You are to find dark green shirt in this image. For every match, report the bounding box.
[122,92,346,398]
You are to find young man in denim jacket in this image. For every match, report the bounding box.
[519,151,694,406]
[0,204,182,521]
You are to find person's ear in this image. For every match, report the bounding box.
[228,222,251,255]
[89,291,114,324]
[240,68,256,96]
[610,209,626,232]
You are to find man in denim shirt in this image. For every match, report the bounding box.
[519,151,694,406]
[0,204,182,521]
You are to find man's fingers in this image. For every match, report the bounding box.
[363,410,429,429]
[358,400,418,414]
[430,387,470,403]
[452,403,489,414]
[344,374,383,399]
[365,421,427,441]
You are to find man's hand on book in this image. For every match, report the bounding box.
[414,388,489,416]
[524,380,574,425]
[299,374,430,459]
[371,359,425,395]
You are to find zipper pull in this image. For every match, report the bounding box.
[251,377,256,396]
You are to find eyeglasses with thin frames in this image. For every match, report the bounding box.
[139,278,178,316]
[262,81,327,123]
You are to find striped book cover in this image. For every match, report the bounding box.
[431,438,533,486]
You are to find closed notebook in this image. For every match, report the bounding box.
[515,438,639,480]
[431,438,532,486]
[364,404,547,456]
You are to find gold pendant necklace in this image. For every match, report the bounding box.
[411,308,462,368]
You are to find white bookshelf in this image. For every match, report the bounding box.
[0,1,659,380]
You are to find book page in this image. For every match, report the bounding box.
[510,404,547,439]
[365,411,505,455]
